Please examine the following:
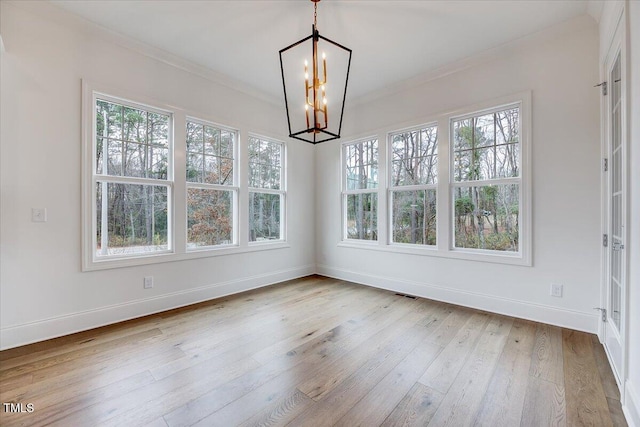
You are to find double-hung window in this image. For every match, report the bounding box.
[248,136,285,242]
[342,138,378,241]
[452,104,521,252]
[389,125,438,245]
[93,95,172,258]
[186,119,238,249]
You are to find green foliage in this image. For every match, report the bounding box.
[455,197,474,216]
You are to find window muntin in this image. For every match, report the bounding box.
[248,136,285,242]
[451,105,521,253]
[343,138,378,241]
[186,119,238,249]
[389,125,438,246]
[94,97,172,258]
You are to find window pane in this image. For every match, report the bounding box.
[346,193,377,241]
[453,184,519,252]
[187,153,203,183]
[96,99,170,180]
[392,189,436,245]
[344,139,378,190]
[149,112,169,147]
[248,137,282,190]
[96,182,169,256]
[96,100,123,140]
[249,192,281,241]
[124,142,146,178]
[107,139,122,176]
[219,157,234,186]
[495,108,519,144]
[474,114,495,148]
[453,118,472,150]
[186,122,203,153]
[453,106,520,183]
[204,126,220,155]
[187,188,233,248]
[390,126,437,186]
[149,147,169,180]
[496,143,519,178]
[203,155,219,184]
[123,107,147,143]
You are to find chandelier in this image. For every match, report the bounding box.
[279,0,352,144]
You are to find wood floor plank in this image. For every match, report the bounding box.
[563,329,614,427]
[288,323,439,426]
[521,377,566,427]
[0,276,627,427]
[237,388,314,427]
[529,323,564,385]
[418,312,490,394]
[162,300,423,426]
[336,338,442,426]
[427,315,514,426]
[381,383,445,427]
[591,334,621,401]
[297,298,435,401]
[473,319,537,426]
[607,397,629,427]
[1,345,185,407]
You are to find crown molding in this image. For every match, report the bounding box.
[348,14,597,108]
[4,0,284,107]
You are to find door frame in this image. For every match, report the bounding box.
[599,2,628,395]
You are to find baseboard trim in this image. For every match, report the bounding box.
[0,265,315,351]
[624,380,640,427]
[316,264,598,333]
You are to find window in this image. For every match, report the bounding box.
[343,138,378,241]
[84,82,290,270]
[94,96,172,258]
[248,136,285,242]
[389,125,438,245]
[339,92,530,264]
[452,104,521,252]
[186,119,238,249]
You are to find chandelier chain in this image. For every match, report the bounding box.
[314,2,317,28]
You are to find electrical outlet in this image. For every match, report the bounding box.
[551,283,563,297]
[31,208,47,222]
[144,276,154,289]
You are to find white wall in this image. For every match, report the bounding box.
[624,1,640,424]
[0,2,315,350]
[316,16,602,333]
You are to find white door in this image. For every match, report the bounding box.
[603,29,626,385]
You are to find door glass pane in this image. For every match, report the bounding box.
[609,52,623,334]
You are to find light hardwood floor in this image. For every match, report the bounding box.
[0,275,627,426]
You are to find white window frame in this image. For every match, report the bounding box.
[84,88,175,269]
[185,117,239,251]
[388,123,438,248]
[448,95,531,265]
[341,137,379,242]
[338,91,531,266]
[82,81,290,271]
[247,134,287,244]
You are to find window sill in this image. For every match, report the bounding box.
[336,241,531,266]
[83,242,291,271]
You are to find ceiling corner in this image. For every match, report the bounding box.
[586,0,604,23]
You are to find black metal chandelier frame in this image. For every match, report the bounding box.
[279,2,352,144]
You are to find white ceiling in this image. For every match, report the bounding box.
[50,0,597,102]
